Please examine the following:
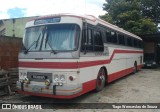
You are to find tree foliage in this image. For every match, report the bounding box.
[141,0,160,23]
[100,0,157,35]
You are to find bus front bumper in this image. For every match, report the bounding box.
[16,81,83,99]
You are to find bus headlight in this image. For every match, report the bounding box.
[24,78,30,84]
[54,74,59,82]
[60,75,65,82]
[44,79,50,86]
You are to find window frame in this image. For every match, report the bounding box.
[81,23,104,52]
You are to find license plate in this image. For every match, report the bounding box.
[147,64,151,66]
[32,75,47,80]
[32,87,41,92]
[27,72,52,82]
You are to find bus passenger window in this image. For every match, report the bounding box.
[94,31,104,51]
[111,31,117,44]
[118,33,125,45]
[81,29,86,51]
[106,30,112,43]
[88,29,93,45]
[127,37,133,47]
[138,40,143,48]
[81,28,93,51]
[134,39,138,47]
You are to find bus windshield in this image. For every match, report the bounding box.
[23,24,80,52]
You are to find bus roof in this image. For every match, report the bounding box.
[31,13,142,40]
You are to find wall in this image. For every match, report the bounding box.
[140,33,160,64]
[143,42,155,53]
[0,36,22,70]
[0,16,38,38]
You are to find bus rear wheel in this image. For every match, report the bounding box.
[96,68,106,92]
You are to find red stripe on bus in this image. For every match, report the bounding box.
[108,67,134,83]
[108,64,142,83]
[19,62,78,69]
[16,65,142,99]
[19,49,143,69]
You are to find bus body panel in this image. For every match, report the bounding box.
[16,14,143,99]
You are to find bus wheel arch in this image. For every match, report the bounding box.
[95,67,107,92]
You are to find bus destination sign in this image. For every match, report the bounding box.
[34,17,61,25]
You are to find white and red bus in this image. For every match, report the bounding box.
[16,14,143,99]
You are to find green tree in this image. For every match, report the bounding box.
[141,0,160,24]
[100,0,157,35]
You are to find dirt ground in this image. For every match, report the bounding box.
[1,68,160,112]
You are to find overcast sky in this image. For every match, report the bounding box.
[0,0,106,19]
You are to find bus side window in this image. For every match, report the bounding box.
[127,37,133,47]
[81,28,93,51]
[81,29,86,51]
[111,31,117,44]
[93,31,104,51]
[88,29,93,46]
[118,33,125,45]
[134,39,138,48]
[138,40,143,48]
[106,30,112,43]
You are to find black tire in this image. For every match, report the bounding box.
[96,68,106,92]
[133,62,137,74]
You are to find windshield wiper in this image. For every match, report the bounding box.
[24,33,41,54]
[45,33,57,54]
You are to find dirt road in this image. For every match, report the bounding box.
[1,68,160,112]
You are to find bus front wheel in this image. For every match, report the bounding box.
[96,68,106,92]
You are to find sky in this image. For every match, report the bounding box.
[0,0,106,19]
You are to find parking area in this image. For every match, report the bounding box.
[1,68,160,112]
